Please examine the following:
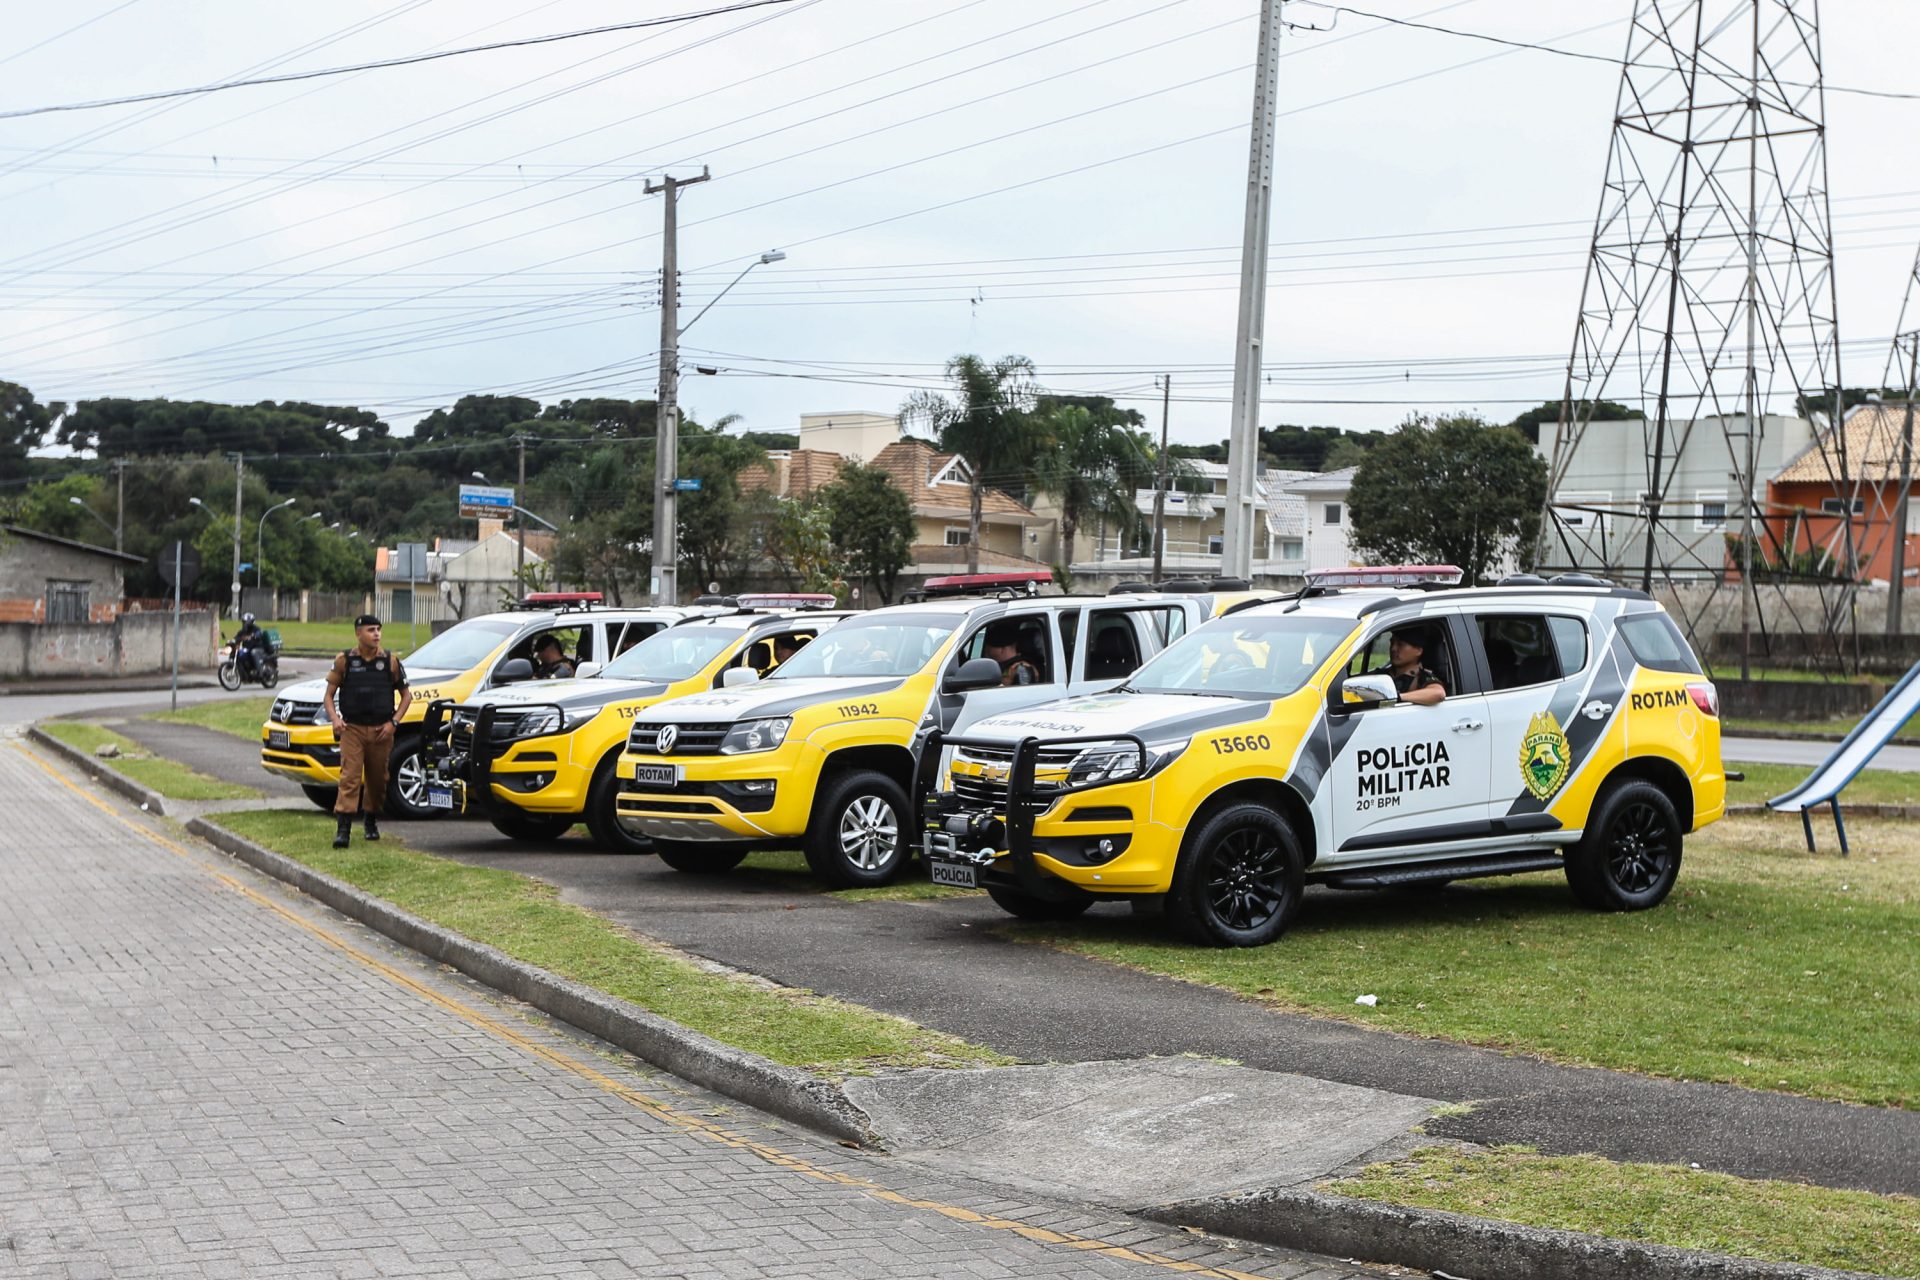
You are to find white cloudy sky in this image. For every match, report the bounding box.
[2,0,1915,449]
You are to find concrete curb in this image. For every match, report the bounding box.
[183,816,876,1148]
[27,724,171,817]
[1146,1186,1883,1280]
[1727,802,1920,818]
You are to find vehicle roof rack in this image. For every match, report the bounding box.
[1107,581,1152,595]
[1548,572,1615,588]
[1498,573,1548,587]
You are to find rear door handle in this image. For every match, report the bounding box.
[1450,718,1485,733]
[1583,700,1614,721]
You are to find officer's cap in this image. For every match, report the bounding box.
[354,614,382,628]
[1390,626,1428,649]
[984,622,1020,647]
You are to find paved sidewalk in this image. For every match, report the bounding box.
[0,737,1384,1280]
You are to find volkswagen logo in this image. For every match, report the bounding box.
[657,724,678,754]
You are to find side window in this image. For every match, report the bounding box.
[1477,615,1566,691]
[956,613,1054,685]
[738,629,817,674]
[1139,606,1187,647]
[1085,609,1147,680]
[1059,610,1080,674]
[1344,620,1458,698]
[610,621,656,658]
[1617,613,1702,675]
[1548,616,1588,676]
[578,627,596,664]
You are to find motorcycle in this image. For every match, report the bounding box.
[218,635,281,690]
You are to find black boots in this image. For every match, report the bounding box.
[333,816,352,849]
[364,814,381,842]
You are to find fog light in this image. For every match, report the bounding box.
[739,779,775,793]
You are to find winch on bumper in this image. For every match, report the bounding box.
[419,698,568,816]
[917,730,1147,895]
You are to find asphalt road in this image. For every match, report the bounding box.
[1722,734,1920,770]
[103,707,1920,1199]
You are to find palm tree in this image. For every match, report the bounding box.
[1030,404,1146,567]
[901,354,1038,574]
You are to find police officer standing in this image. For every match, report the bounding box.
[324,615,412,849]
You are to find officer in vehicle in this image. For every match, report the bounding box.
[532,634,575,680]
[772,633,808,667]
[983,622,1040,687]
[1372,626,1447,706]
[323,615,412,848]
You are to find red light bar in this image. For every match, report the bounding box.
[921,570,1053,594]
[522,591,604,606]
[1305,565,1463,588]
[735,593,838,609]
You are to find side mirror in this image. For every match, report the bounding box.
[945,656,1005,693]
[495,657,535,685]
[720,667,761,688]
[1340,672,1399,707]
[575,661,602,679]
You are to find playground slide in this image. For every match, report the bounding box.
[1764,658,1920,851]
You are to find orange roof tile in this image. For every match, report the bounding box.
[1775,404,1920,484]
[872,439,1034,519]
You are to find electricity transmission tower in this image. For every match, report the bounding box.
[1540,0,1852,672]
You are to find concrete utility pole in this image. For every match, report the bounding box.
[1152,375,1171,583]
[1219,0,1285,581]
[114,459,125,553]
[646,167,711,606]
[229,453,244,620]
[515,434,528,589]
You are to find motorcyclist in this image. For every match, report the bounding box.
[232,613,268,680]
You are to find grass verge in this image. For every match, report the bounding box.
[149,695,276,741]
[40,722,261,801]
[223,619,417,658]
[1326,1145,1920,1277]
[1727,711,1920,742]
[206,808,1004,1073]
[1727,761,1920,807]
[739,848,983,903]
[1010,816,1919,1107]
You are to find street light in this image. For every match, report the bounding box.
[302,511,323,523]
[66,496,117,544]
[510,504,557,532]
[680,249,786,337]
[471,470,491,484]
[255,497,297,592]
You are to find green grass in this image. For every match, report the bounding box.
[1727,761,1920,806]
[207,808,1005,1073]
[41,722,261,801]
[1327,1145,1920,1277]
[149,695,276,741]
[223,619,419,658]
[1706,664,1840,684]
[1726,710,1920,741]
[1011,816,1920,1107]
[738,848,984,903]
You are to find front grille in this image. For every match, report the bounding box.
[449,708,523,747]
[269,698,324,726]
[626,721,732,755]
[950,774,1009,808]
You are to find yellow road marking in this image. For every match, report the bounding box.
[16,744,1278,1280]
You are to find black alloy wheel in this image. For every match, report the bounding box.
[1165,802,1305,947]
[1566,779,1683,911]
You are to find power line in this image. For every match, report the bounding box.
[0,0,805,120]
[0,0,147,71]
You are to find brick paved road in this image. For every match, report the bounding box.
[0,737,1386,1280]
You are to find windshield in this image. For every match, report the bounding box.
[401,618,520,671]
[1126,614,1358,700]
[600,625,738,681]
[770,615,960,679]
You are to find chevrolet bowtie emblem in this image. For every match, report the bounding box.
[658,725,679,754]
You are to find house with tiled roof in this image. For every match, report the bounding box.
[1767,403,1920,583]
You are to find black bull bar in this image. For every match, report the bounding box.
[420,697,570,814]
[915,730,1147,893]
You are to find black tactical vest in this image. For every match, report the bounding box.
[337,650,399,725]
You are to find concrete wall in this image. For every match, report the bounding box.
[0,610,217,680]
[0,534,126,623]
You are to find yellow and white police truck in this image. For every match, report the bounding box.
[923,567,1728,945]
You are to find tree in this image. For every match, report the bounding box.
[1347,414,1548,584]
[675,423,763,595]
[759,496,842,594]
[1029,403,1148,568]
[820,461,914,604]
[1506,398,1643,446]
[901,354,1039,573]
[1,382,60,475]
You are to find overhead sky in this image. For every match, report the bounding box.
[3,0,1915,449]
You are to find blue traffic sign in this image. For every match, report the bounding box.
[673,477,703,492]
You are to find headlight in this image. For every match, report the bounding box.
[516,706,596,737]
[1063,739,1188,788]
[720,717,790,754]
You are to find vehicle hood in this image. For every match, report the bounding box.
[459,676,670,713]
[275,666,463,704]
[632,675,909,724]
[953,691,1270,745]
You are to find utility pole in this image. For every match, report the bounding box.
[229,453,244,620]
[1219,0,1285,581]
[646,167,711,606]
[114,459,125,553]
[1890,333,1919,637]
[1152,375,1171,583]
[515,434,528,589]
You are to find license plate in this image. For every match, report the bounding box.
[426,785,455,810]
[929,859,979,889]
[631,763,680,786]
[268,729,290,750]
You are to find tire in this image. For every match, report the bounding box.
[584,757,653,854]
[1565,779,1683,912]
[384,737,440,820]
[654,840,749,875]
[217,659,241,691]
[300,784,338,811]
[1164,802,1306,947]
[259,660,280,689]
[985,882,1094,920]
[488,811,576,842]
[803,769,911,888]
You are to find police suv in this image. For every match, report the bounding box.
[614,573,1272,886]
[923,567,1728,946]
